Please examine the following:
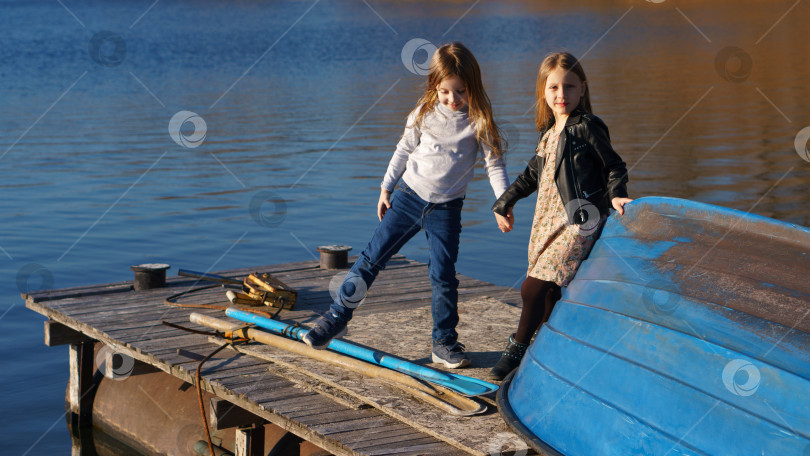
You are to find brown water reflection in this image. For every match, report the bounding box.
[570,0,810,226]
[378,0,810,226]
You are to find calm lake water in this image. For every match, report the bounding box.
[2,0,809,453]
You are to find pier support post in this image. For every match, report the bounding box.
[68,341,95,427]
[234,423,265,456]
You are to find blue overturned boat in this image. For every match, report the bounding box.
[498,197,810,456]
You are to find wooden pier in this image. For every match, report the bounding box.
[24,254,529,456]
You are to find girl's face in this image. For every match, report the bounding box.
[436,75,468,111]
[544,67,586,119]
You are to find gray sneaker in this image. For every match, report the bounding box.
[431,341,470,369]
[303,311,348,350]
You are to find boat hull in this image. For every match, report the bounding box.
[499,197,810,455]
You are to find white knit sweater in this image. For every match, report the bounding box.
[381,102,509,203]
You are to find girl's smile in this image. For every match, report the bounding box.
[545,67,586,121]
[437,75,468,111]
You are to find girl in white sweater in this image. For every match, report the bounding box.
[305,42,508,369]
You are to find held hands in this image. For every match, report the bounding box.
[611,197,633,215]
[378,189,392,221]
[494,206,514,233]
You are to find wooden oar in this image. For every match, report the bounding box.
[189,313,486,416]
[225,308,498,397]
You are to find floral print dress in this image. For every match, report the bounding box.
[527,129,604,286]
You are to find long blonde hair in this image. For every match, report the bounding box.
[535,52,592,132]
[413,42,504,158]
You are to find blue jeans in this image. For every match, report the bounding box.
[330,182,463,345]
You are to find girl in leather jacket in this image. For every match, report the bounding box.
[489,52,632,380]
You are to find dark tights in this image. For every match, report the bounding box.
[514,276,561,345]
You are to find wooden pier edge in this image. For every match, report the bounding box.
[26,298,363,455]
[24,255,524,456]
[214,339,484,456]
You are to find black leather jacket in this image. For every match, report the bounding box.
[492,108,628,224]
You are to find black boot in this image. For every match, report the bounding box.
[489,334,529,381]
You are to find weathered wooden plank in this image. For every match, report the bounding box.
[201,359,270,381]
[219,377,301,401]
[331,424,422,446]
[45,320,92,346]
[262,395,337,415]
[26,276,199,304]
[99,313,224,342]
[57,289,228,316]
[309,415,393,436]
[284,401,354,420]
[129,333,210,354]
[364,441,468,456]
[204,366,272,385]
[239,385,318,406]
[152,342,230,368]
[234,424,265,456]
[353,434,441,452]
[294,408,383,427]
[68,341,95,427]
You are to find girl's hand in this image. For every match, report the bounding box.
[611,197,633,215]
[495,207,514,232]
[378,190,392,221]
